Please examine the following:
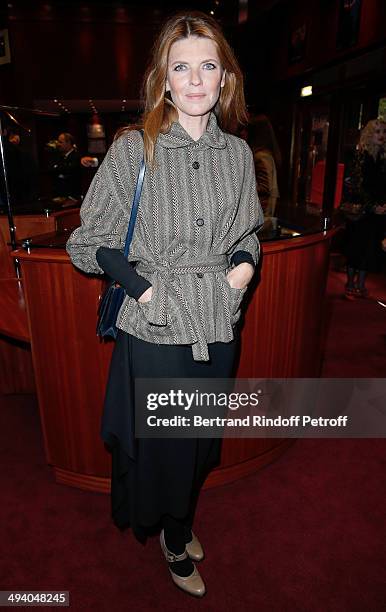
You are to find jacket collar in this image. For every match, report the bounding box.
[157,111,227,149]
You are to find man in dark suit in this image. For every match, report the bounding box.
[51,132,82,200]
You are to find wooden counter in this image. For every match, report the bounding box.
[0,208,80,278]
[7,229,333,492]
[0,208,80,245]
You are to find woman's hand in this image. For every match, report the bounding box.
[226,262,254,290]
[138,286,153,303]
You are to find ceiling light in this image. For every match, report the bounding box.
[301,85,312,97]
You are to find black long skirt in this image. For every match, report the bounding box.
[101,329,239,543]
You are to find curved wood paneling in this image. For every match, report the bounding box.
[0,209,80,245]
[0,279,29,341]
[209,231,332,486]
[0,228,35,392]
[0,335,35,395]
[12,230,333,492]
[13,250,113,474]
[236,232,331,378]
[54,438,295,493]
[0,209,80,279]
[55,467,111,494]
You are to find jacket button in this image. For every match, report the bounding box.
[192,161,200,169]
[196,218,204,226]
[196,272,204,278]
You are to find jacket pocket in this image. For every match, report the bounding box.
[217,273,247,326]
[137,275,196,343]
[227,284,247,325]
[137,275,170,328]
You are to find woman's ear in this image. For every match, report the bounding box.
[165,79,170,93]
[221,69,226,88]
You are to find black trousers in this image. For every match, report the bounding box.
[101,330,239,543]
[345,214,382,271]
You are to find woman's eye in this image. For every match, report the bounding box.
[173,63,217,71]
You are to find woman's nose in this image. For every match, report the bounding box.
[190,69,202,85]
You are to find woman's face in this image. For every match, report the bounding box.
[165,35,226,122]
[372,123,386,147]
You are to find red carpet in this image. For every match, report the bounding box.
[1,265,385,611]
[322,267,386,376]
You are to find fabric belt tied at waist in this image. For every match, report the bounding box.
[135,254,229,362]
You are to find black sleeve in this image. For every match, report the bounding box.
[230,250,255,268]
[96,246,152,300]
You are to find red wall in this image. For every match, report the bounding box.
[265,0,386,82]
[2,1,386,107]
[1,4,159,106]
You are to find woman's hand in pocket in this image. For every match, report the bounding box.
[226,262,254,290]
[138,286,153,303]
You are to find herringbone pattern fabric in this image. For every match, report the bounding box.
[66,112,264,360]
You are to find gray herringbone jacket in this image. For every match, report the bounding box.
[66,111,264,361]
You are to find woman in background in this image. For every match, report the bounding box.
[248,114,281,217]
[343,118,386,299]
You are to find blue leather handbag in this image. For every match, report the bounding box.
[96,130,146,339]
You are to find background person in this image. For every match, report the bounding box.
[248,113,281,217]
[50,132,82,200]
[343,118,386,299]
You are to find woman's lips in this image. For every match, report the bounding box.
[186,94,206,98]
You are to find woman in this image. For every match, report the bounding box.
[343,118,386,299]
[66,11,263,598]
[248,114,281,217]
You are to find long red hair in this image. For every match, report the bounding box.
[115,10,248,168]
